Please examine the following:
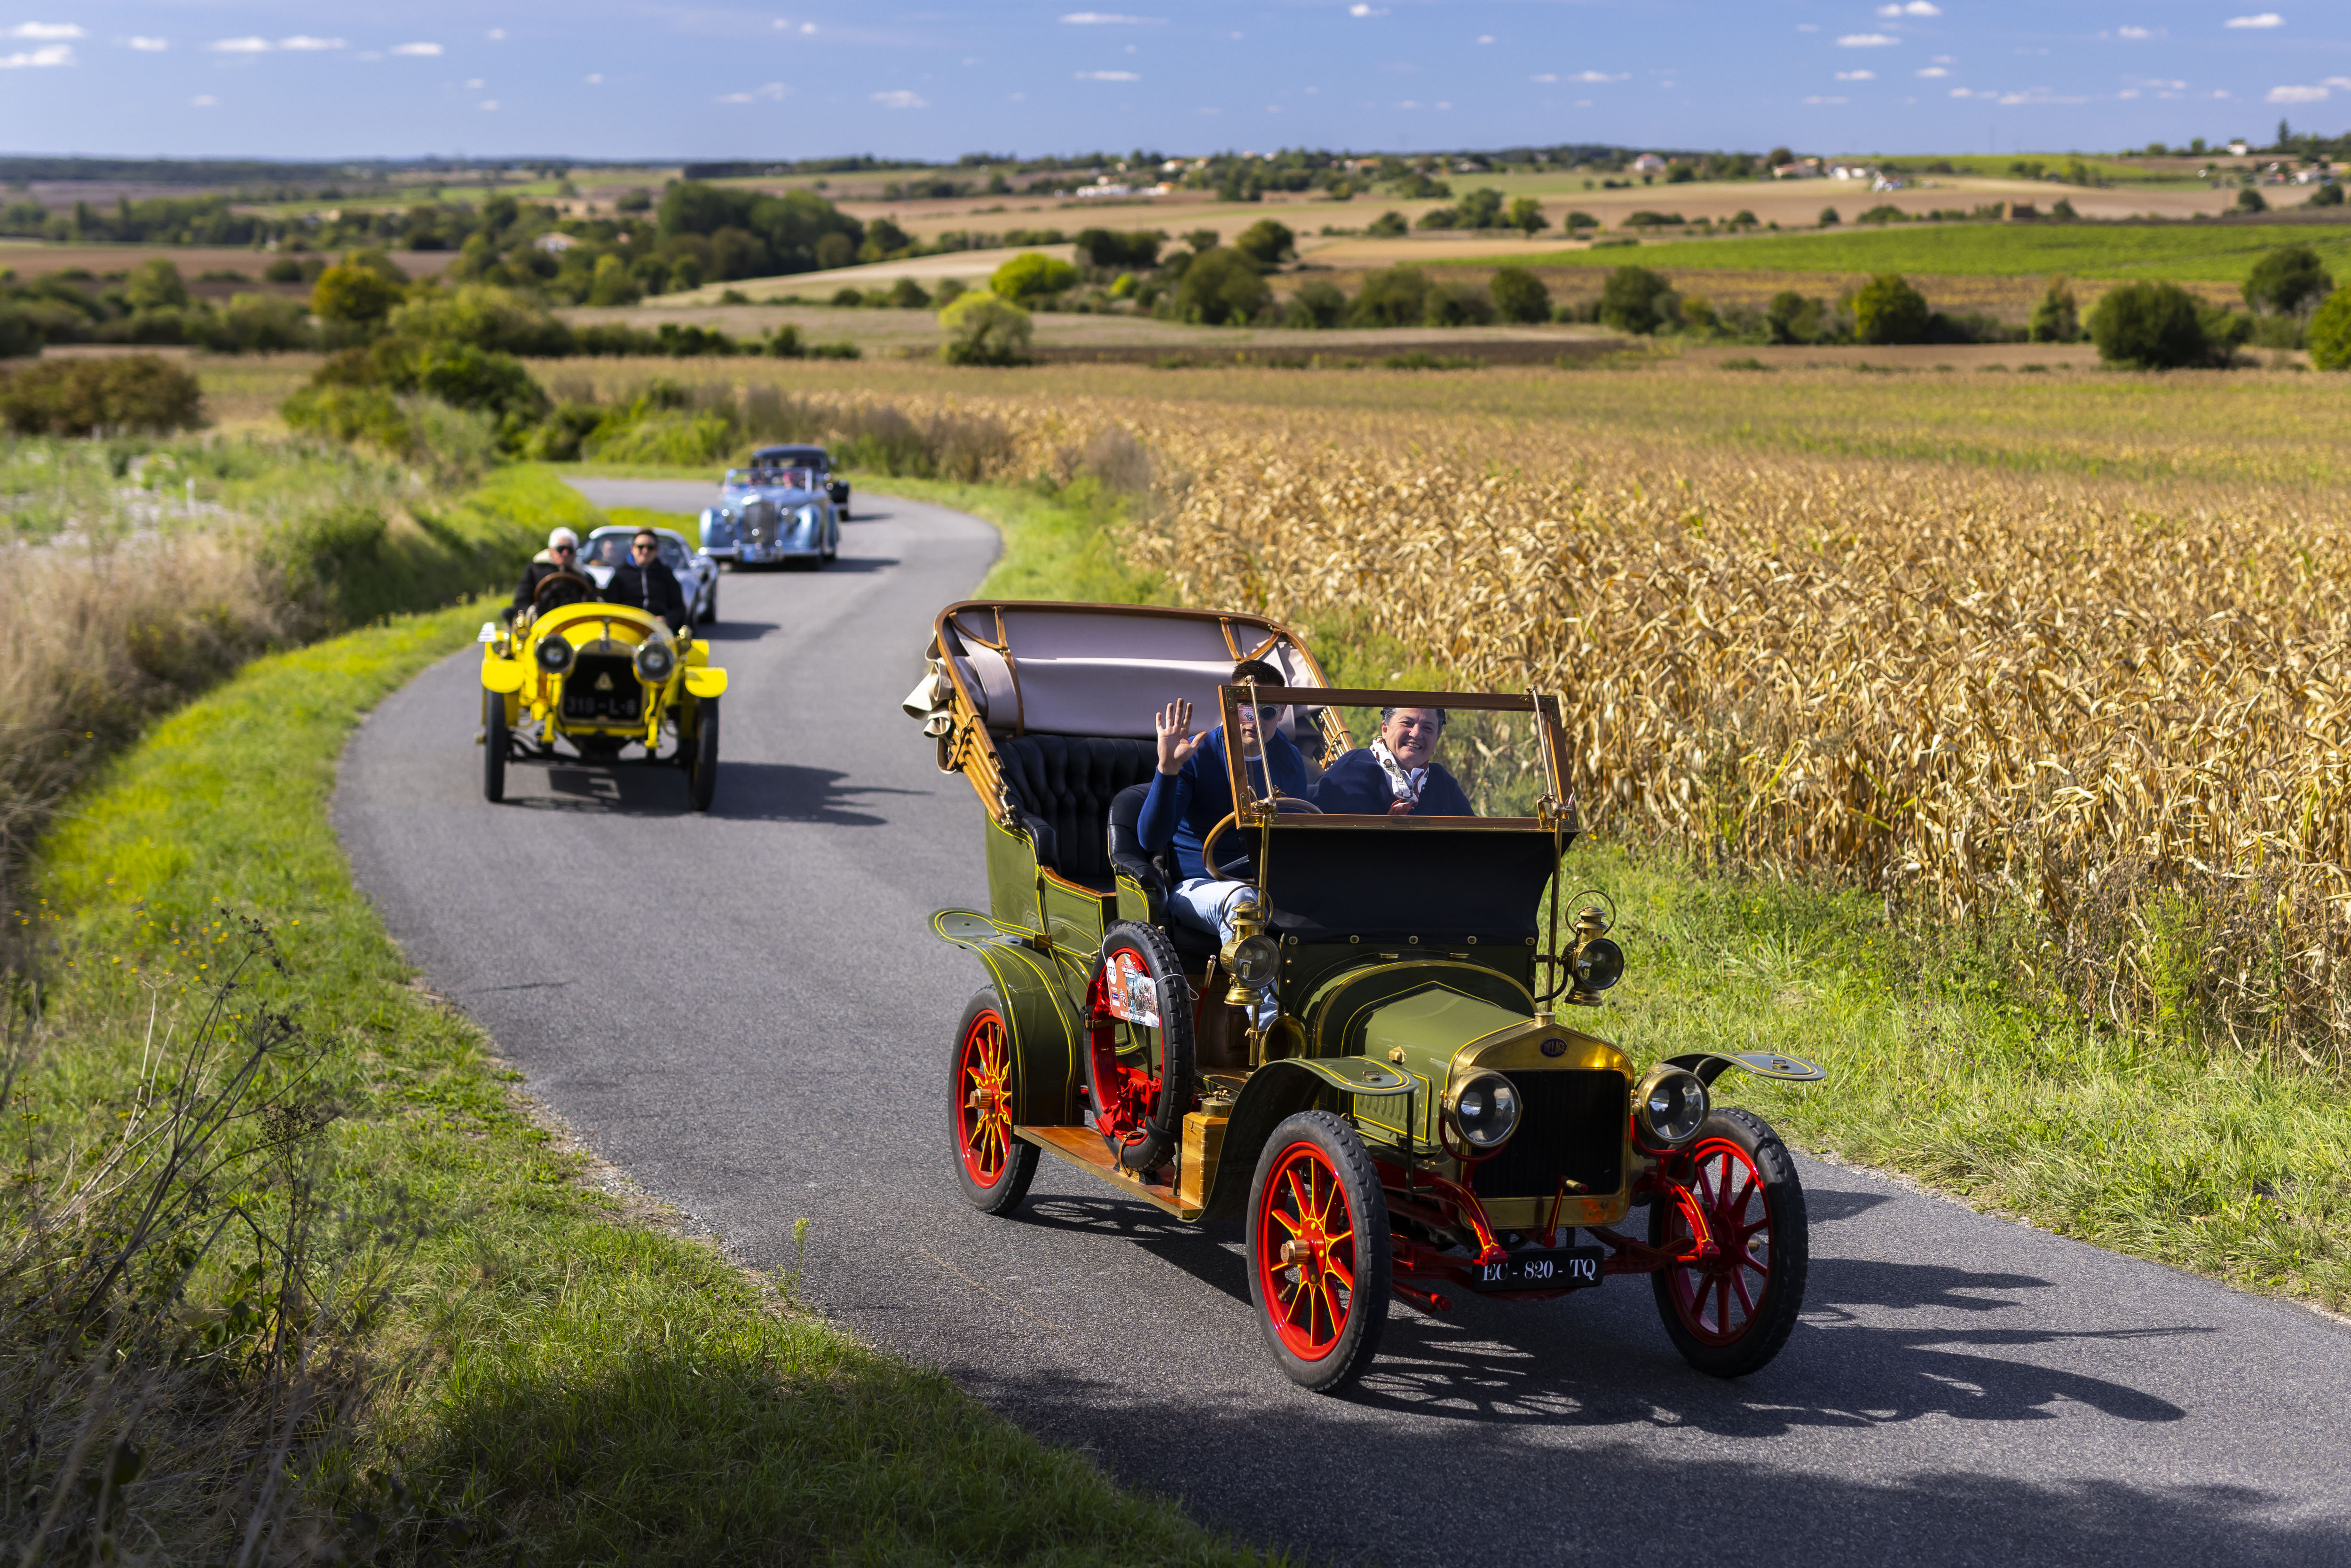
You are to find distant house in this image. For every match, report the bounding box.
[1771,159,1823,179]
[1631,153,1668,174]
[534,233,576,254]
[2228,139,2250,156]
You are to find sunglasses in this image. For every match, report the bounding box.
[632,543,656,554]
[551,544,576,554]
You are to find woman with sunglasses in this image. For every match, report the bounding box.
[1309,706,1474,817]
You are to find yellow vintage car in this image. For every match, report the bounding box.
[477,594,729,810]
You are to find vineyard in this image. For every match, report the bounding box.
[697,369,2351,1072]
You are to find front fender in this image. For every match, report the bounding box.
[1199,1056,1412,1222]
[700,507,735,548]
[1666,1049,1828,1086]
[684,667,729,698]
[481,658,529,694]
[931,909,1081,1126]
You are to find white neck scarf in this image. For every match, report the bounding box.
[1370,739,1427,804]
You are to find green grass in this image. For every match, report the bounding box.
[24,489,1267,1562]
[1468,221,2351,281]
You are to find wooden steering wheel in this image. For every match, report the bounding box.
[534,569,595,610]
[1201,797,1320,881]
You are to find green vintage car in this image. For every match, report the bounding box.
[904,600,1825,1392]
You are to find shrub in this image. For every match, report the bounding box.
[388,284,574,356]
[2308,182,2345,208]
[210,292,314,352]
[1415,206,1460,231]
[2235,186,2268,213]
[125,258,189,310]
[1366,210,1409,237]
[280,384,413,451]
[1173,248,1269,325]
[885,277,933,309]
[2029,277,2081,343]
[813,232,856,270]
[1766,291,1827,344]
[1283,279,1348,329]
[1349,266,1430,328]
[938,292,1033,365]
[1819,206,1841,226]
[1232,219,1297,267]
[1506,197,1549,235]
[1424,283,1495,327]
[0,307,39,360]
[990,252,1079,303]
[830,287,864,307]
[415,344,551,426]
[1074,227,1165,270]
[2243,244,2334,316]
[311,264,403,326]
[1852,273,1932,345]
[1599,266,1679,335]
[1490,266,1551,323]
[0,355,205,435]
[1858,205,1908,225]
[1564,210,1600,230]
[587,253,642,307]
[1621,211,1687,228]
[263,256,306,284]
[2087,280,2210,368]
[2309,288,2351,369]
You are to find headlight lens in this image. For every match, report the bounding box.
[635,642,676,682]
[1449,1071,1522,1150]
[1572,936,1625,993]
[1226,934,1280,992]
[535,637,574,673]
[1633,1066,1710,1147]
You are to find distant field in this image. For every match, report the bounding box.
[1468,220,2351,280]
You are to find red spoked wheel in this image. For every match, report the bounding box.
[949,992,1037,1214]
[1245,1111,1390,1392]
[1649,1106,1807,1378]
[1083,921,1194,1173]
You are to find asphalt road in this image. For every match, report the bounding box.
[335,479,2351,1567]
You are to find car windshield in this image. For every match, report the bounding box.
[748,466,817,489]
[1237,697,1555,819]
[580,535,632,568]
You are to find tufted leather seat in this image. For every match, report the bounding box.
[995,736,1160,889]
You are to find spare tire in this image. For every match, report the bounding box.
[1084,921,1197,1173]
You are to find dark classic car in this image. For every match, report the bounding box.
[756,444,850,516]
[904,601,1826,1392]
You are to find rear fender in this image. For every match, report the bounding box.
[1667,1050,1828,1087]
[931,909,1081,1125]
[1198,1056,1412,1222]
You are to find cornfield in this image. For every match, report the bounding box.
[635,373,2351,1072]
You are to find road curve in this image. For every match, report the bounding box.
[335,481,2351,1568]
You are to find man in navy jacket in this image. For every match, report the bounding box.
[1137,660,1308,1021]
[1311,706,1474,817]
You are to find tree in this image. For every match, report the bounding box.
[1599,266,1678,334]
[2309,182,2346,208]
[125,258,188,311]
[939,292,1033,365]
[1424,283,1494,326]
[2242,244,2334,316]
[1232,218,1297,267]
[1283,279,1348,328]
[1457,188,1505,229]
[1366,210,1409,237]
[1506,197,1549,235]
[1564,210,1600,231]
[885,277,933,309]
[990,252,1079,303]
[1819,206,1841,226]
[2236,186,2268,213]
[813,233,855,270]
[2029,276,2080,343]
[1174,248,1270,324]
[1852,273,1931,345]
[415,343,550,425]
[2086,280,2209,368]
[2308,287,2351,370]
[1075,227,1164,269]
[312,263,404,326]
[1490,266,1551,323]
[1766,146,1795,168]
[586,253,641,307]
[1766,291,1825,344]
[1349,266,1430,327]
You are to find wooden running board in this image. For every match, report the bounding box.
[1018,1126,1197,1218]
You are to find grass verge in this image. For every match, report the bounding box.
[868,477,2351,1316]
[23,600,1268,1558]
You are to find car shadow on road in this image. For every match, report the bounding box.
[727,557,899,575]
[494,761,923,824]
[694,620,778,642]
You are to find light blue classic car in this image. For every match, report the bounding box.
[698,458,842,570]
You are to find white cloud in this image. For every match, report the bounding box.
[2328,75,2351,88]
[1477,34,1494,44]
[1949,86,1976,96]
[1076,69,1139,79]
[584,72,602,83]
[9,21,79,38]
[209,37,272,53]
[279,37,346,51]
[1934,53,1955,60]
[1804,94,1848,104]
[871,88,925,107]
[1916,65,1949,76]
[1571,69,1627,82]
[478,99,498,110]
[1837,69,1876,80]
[391,41,442,56]
[2266,83,2328,102]
[126,37,166,52]
[2224,13,2283,27]
[0,42,69,66]
[1349,4,1388,15]
[2119,87,2139,96]
[1058,11,1163,20]
[2118,25,2153,38]
[487,29,506,41]
[1532,72,1556,82]
[1797,22,1819,30]
[464,77,484,88]
[1878,1,1940,12]
[191,94,216,106]
[1838,33,1900,47]
[718,82,787,102]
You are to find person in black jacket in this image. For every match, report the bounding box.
[603,529,690,631]
[511,528,593,620]
[1310,706,1476,817]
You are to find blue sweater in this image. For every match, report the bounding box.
[1310,749,1475,817]
[1137,725,1312,883]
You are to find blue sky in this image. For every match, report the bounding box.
[0,4,2344,164]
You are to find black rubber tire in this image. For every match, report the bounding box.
[1083,920,1197,1172]
[687,698,719,812]
[699,577,718,624]
[1649,1106,1808,1378]
[951,991,1040,1214]
[1245,1111,1391,1393]
[481,689,507,804]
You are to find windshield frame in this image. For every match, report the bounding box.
[1216,684,1572,831]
